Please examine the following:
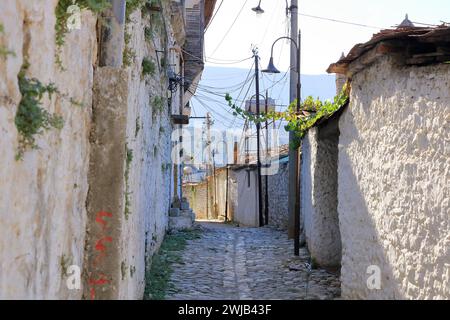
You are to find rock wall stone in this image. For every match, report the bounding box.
[0,0,186,300]
[0,0,96,300]
[267,161,289,230]
[338,56,450,299]
[301,122,342,268]
[183,167,236,221]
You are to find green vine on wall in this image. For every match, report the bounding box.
[55,0,110,69]
[124,144,133,220]
[142,57,156,77]
[225,84,350,149]
[0,24,15,58]
[15,62,64,160]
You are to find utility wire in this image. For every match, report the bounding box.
[182,48,253,65]
[210,0,249,56]
[299,13,385,29]
[205,0,224,32]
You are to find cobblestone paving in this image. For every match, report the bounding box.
[166,222,341,300]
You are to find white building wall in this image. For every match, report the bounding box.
[338,56,450,299]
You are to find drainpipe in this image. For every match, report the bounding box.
[99,0,126,67]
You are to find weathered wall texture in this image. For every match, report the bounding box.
[338,56,450,299]
[0,0,186,300]
[183,168,236,221]
[301,123,342,268]
[84,4,180,300]
[183,181,208,219]
[0,0,96,299]
[233,168,259,227]
[267,161,289,230]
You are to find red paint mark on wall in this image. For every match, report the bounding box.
[88,211,113,300]
[95,211,112,230]
[95,236,113,252]
[89,275,110,300]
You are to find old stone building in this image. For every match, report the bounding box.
[0,0,216,300]
[301,24,450,299]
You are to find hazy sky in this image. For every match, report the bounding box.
[204,0,449,74]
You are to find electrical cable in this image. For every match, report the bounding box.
[299,13,385,29]
[205,0,224,32]
[210,0,249,56]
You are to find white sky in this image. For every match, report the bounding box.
[204,0,449,74]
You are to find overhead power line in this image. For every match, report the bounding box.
[181,48,253,66]
[299,13,386,29]
[210,0,249,56]
[205,0,224,32]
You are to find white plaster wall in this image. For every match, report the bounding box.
[117,5,180,299]
[268,162,289,229]
[0,1,184,300]
[301,125,342,267]
[0,0,97,299]
[338,56,450,299]
[234,169,259,227]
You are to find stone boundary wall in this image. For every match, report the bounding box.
[338,56,450,299]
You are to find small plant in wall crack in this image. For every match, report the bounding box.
[151,95,165,118]
[142,57,156,77]
[15,62,64,160]
[0,24,16,59]
[122,30,135,68]
[59,254,72,278]
[121,261,128,280]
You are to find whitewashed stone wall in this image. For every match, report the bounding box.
[338,56,450,299]
[268,161,289,229]
[301,124,342,268]
[183,168,236,221]
[114,5,176,300]
[0,0,96,299]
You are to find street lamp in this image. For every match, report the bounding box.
[251,0,264,14]
[251,0,290,16]
[262,33,301,256]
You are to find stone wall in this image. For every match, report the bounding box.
[338,56,450,299]
[183,181,208,219]
[233,168,259,227]
[301,119,342,268]
[183,167,236,221]
[0,0,186,299]
[267,161,289,230]
[0,0,97,299]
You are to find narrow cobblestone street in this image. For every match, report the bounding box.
[166,222,341,300]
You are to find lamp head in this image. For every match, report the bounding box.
[262,57,281,74]
[252,1,264,14]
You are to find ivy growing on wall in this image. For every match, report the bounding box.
[225,84,350,149]
[15,62,64,160]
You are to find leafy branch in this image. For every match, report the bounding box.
[225,84,350,149]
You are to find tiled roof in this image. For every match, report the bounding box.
[327,25,450,76]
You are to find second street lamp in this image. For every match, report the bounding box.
[262,32,301,256]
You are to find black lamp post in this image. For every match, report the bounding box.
[262,34,301,256]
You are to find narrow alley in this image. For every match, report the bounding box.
[165,222,341,300]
